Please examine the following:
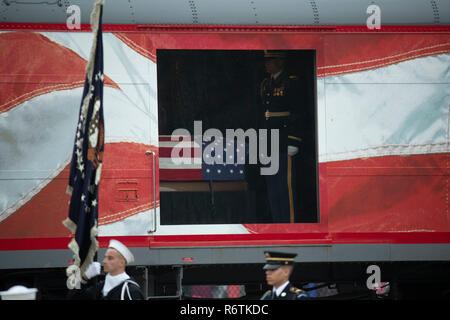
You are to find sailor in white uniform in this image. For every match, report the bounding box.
[69,239,144,300]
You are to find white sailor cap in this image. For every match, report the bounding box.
[0,285,38,300]
[108,239,134,264]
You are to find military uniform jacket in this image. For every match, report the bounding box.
[260,282,308,300]
[68,276,144,300]
[259,71,302,150]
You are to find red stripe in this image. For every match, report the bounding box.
[1,149,448,239]
[242,153,450,235]
[326,153,450,234]
[148,232,450,247]
[98,143,159,225]
[0,237,72,251]
[113,32,156,62]
[0,32,119,114]
[159,169,202,181]
[320,34,450,76]
[1,29,447,107]
[0,142,159,237]
[330,232,450,244]
[159,147,200,158]
[1,25,446,81]
[1,232,449,251]
[98,236,150,249]
[110,31,450,77]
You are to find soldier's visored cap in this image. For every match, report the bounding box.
[263,251,297,270]
[264,50,286,59]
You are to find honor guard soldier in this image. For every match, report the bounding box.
[259,50,302,223]
[68,239,144,300]
[260,251,308,300]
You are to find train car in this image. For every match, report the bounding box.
[0,0,449,299]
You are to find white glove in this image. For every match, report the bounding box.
[288,145,299,156]
[83,261,101,280]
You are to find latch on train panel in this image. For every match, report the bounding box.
[115,181,139,202]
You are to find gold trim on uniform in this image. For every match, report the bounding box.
[287,155,295,223]
[273,87,285,96]
[265,257,295,262]
[264,50,286,59]
[290,287,304,294]
[265,111,291,120]
[288,135,302,142]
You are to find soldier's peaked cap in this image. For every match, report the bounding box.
[264,50,286,59]
[263,251,297,270]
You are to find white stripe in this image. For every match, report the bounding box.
[98,207,250,235]
[40,32,92,61]
[103,87,152,145]
[0,32,156,223]
[32,33,154,147]
[159,157,201,169]
[154,224,250,235]
[325,53,450,84]
[40,32,159,147]
[0,161,70,224]
[0,88,82,220]
[319,53,450,163]
[99,208,158,236]
[0,84,152,219]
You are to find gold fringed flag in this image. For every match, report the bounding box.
[63,0,105,289]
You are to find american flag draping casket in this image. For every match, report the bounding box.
[158,135,247,181]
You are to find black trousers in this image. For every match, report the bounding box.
[264,152,297,223]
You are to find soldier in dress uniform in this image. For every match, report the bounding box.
[68,239,144,300]
[260,251,308,300]
[259,50,302,223]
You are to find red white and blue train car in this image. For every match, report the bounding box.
[0,0,449,299]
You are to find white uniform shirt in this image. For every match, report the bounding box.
[102,272,130,296]
[274,280,290,297]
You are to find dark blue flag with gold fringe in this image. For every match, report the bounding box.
[63,0,105,287]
